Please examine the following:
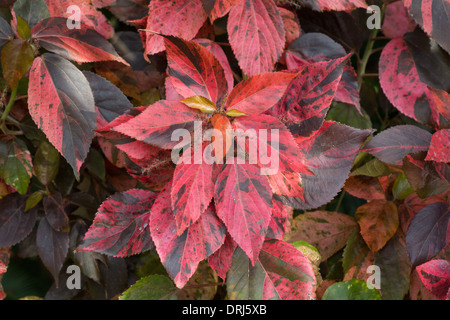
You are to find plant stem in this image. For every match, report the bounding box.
[357,5,385,91]
[0,85,19,134]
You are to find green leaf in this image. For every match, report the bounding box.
[0,138,33,195]
[322,279,382,300]
[392,173,414,200]
[1,38,34,89]
[326,103,372,129]
[181,96,216,113]
[33,140,60,186]
[119,275,177,300]
[351,158,393,177]
[25,190,45,212]
[15,15,31,40]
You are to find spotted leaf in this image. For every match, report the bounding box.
[416,259,450,300]
[227,240,316,300]
[227,0,285,76]
[78,189,156,257]
[150,184,226,288]
[214,162,273,264]
[144,0,207,55]
[165,36,228,106]
[425,129,450,163]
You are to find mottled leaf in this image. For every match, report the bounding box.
[226,72,297,115]
[45,0,114,38]
[227,240,316,300]
[406,202,450,268]
[344,175,389,201]
[78,189,156,257]
[0,138,33,195]
[28,53,97,177]
[227,0,285,76]
[33,140,60,186]
[355,200,399,252]
[425,129,450,163]
[428,87,450,122]
[1,39,34,90]
[363,125,432,165]
[416,259,450,300]
[144,0,207,55]
[285,210,357,261]
[379,37,440,127]
[285,33,360,112]
[214,162,273,264]
[279,121,372,210]
[171,146,215,235]
[165,36,228,106]
[32,18,127,65]
[382,1,416,38]
[402,0,450,54]
[150,185,226,288]
[296,0,368,12]
[113,100,202,149]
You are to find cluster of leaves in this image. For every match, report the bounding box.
[0,0,448,300]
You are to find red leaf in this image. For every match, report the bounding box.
[363,125,432,165]
[382,1,417,38]
[296,0,368,11]
[227,0,285,76]
[279,7,301,48]
[402,0,450,54]
[227,240,316,300]
[428,87,450,122]
[144,0,207,55]
[266,198,293,240]
[171,146,215,235]
[165,37,228,106]
[425,129,450,163]
[193,38,234,94]
[208,235,237,280]
[32,18,128,65]
[272,55,351,133]
[226,72,296,115]
[285,34,360,113]
[113,100,203,149]
[45,0,114,39]
[28,53,96,177]
[406,202,450,268]
[208,0,240,21]
[78,189,156,257]
[416,259,450,300]
[150,185,226,288]
[43,192,69,231]
[232,114,310,198]
[214,162,273,264]
[379,37,439,127]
